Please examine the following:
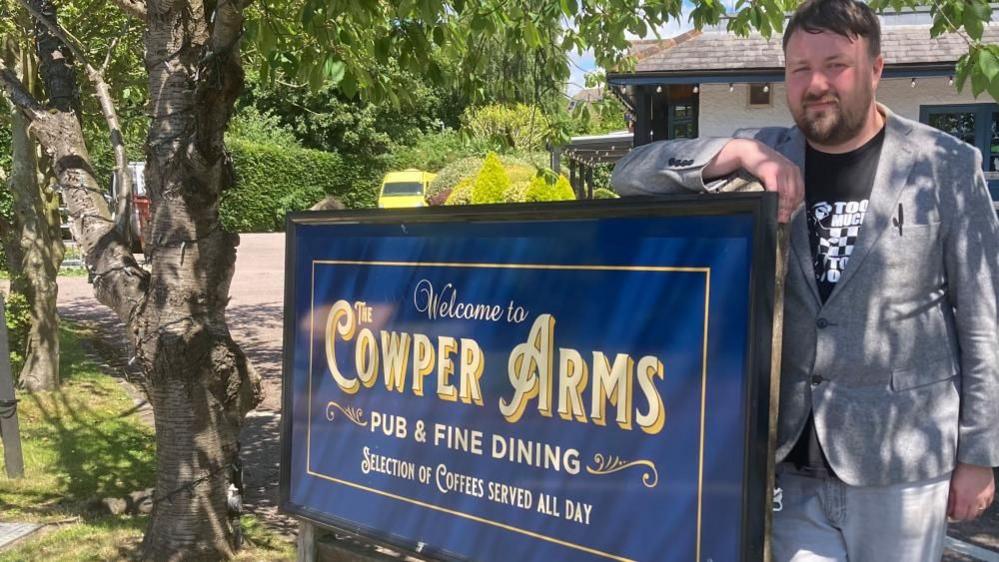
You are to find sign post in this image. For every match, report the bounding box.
[280,196,781,562]
[0,294,25,479]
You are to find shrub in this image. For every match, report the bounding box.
[524,174,576,203]
[429,154,541,206]
[228,106,302,148]
[389,130,473,173]
[444,178,474,206]
[221,139,377,232]
[462,104,551,153]
[504,180,530,203]
[428,156,483,204]
[470,153,509,205]
[593,187,619,199]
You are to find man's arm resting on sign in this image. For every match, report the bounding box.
[611,136,804,223]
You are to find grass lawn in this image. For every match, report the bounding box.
[0,322,293,561]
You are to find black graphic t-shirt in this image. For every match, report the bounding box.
[786,125,885,474]
[804,126,885,302]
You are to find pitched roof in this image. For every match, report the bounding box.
[634,25,999,73]
[571,87,604,103]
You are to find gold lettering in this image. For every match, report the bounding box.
[459,338,485,405]
[380,331,411,392]
[325,300,359,393]
[412,333,435,396]
[499,314,555,423]
[591,352,634,429]
[557,348,588,423]
[635,356,666,434]
[436,336,458,401]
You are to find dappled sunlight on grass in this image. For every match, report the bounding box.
[0,323,155,522]
[0,322,294,560]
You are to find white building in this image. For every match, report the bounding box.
[562,10,999,197]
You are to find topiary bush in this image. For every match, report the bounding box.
[524,174,576,203]
[503,180,530,203]
[429,153,542,206]
[470,153,509,205]
[221,139,377,232]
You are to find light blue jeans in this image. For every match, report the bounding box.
[773,464,950,562]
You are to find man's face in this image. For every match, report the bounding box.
[784,29,883,145]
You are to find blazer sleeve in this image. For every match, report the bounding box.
[944,149,999,468]
[610,127,785,196]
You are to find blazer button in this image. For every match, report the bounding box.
[816,318,829,329]
[811,375,824,385]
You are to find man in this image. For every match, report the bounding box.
[612,0,999,559]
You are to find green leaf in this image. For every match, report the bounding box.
[258,22,275,54]
[560,0,577,17]
[964,2,986,40]
[980,49,999,81]
[956,53,973,93]
[309,64,325,91]
[324,59,346,85]
[972,66,988,97]
[968,0,991,22]
[525,20,541,48]
[987,76,999,103]
[767,3,785,33]
[340,73,357,98]
[433,26,445,46]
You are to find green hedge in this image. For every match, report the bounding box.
[221,139,377,232]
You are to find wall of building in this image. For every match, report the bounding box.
[697,76,991,137]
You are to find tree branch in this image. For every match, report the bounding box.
[20,0,135,243]
[0,58,45,117]
[108,0,147,23]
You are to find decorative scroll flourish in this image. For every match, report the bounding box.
[586,453,659,488]
[325,401,367,427]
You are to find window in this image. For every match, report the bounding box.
[749,84,771,107]
[921,103,999,199]
[667,85,698,139]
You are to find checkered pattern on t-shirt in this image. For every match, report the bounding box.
[817,225,860,258]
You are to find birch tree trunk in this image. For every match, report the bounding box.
[1,0,261,556]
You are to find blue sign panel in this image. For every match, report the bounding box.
[280,198,778,562]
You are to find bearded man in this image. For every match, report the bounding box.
[612,0,999,559]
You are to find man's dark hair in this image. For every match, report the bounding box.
[782,0,881,59]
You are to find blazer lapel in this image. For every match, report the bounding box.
[822,107,914,307]
[777,127,822,305]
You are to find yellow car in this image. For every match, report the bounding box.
[378,169,436,208]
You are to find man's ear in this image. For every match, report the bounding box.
[872,53,884,89]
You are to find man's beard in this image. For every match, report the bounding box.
[793,85,871,145]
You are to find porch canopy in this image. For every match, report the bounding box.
[553,131,633,198]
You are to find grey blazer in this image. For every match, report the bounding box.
[612,106,999,486]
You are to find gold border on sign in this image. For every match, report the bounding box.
[304,260,711,562]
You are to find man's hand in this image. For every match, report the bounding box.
[948,463,995,521]
[703,139,805,223]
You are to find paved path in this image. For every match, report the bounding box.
[52,232,999,557]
